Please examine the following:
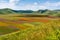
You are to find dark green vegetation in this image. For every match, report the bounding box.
[0,8,60,17]
[0,8,16,14]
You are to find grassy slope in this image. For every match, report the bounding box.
[0,8,60,17]
[0,16,20,35]
[0,26,19,35]
[0,19,60,40]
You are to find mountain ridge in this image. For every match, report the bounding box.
[0,8,60,17]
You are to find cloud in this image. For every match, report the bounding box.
[0,0,20,9]
[14,2,39,11]
[0,2,9,8]
[38,1,60,10]
[34,2,38,5]
[44,1,60,7]
[15,1,60,10]
[9,0,21,10]
[0,0,60,10]
[9,0,20,5]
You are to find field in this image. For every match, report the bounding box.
[0,15,60,40]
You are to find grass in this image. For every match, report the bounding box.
[0,26,19,35]
[0,19,60,40]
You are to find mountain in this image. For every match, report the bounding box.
[0,8,60,17]
[13,10,34,13]
[37,9,60,14]
[0,8,34,14]
[0,8,16,14]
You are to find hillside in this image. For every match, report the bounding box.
[0,8,16,14]
[0,8,60,17]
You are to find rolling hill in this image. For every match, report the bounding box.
[0,8,60,17]
[0,8,16,14]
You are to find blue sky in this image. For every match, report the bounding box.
[0,0,60,10]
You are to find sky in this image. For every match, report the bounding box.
[0,0,60,11]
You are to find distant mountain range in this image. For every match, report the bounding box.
[0,8,60,17]
[0,8,34,14]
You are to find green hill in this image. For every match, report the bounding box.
[0,8,60,17]
[0,8,16,14]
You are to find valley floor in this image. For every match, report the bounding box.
[0,16,60,40]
